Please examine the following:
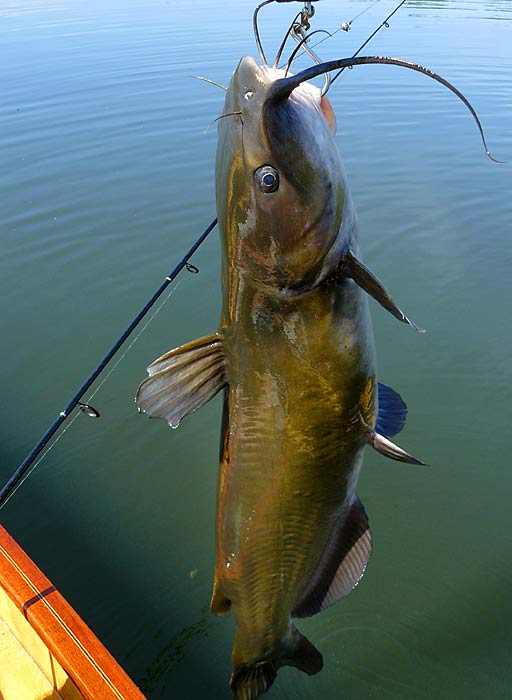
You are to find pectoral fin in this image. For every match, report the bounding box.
[369,432,427,466]
[340,250,425,333]
[292,497,372,618]
[136,333,226,429]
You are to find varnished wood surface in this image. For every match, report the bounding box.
[0,525,146,700]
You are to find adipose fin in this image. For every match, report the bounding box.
[376,382,408,437]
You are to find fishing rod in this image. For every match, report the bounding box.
[0,218,218,510]
[275,0,409,85]
[1,0,313,511]
[0,2,446,510]
[330,0,409,85]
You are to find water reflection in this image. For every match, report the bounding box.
[138,605,215,695]
[2,1,65,18]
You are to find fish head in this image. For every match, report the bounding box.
[216,56,352,292]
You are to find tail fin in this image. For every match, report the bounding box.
[230,662,277,700]
[230,627,322,700]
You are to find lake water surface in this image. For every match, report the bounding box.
[1,1,511,698]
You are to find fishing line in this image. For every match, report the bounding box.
[330,0,409,85]
[282,0,408,78]
[277,2,501,161]
[0,413,82,511]
[346,0,385,28]
[86,280,183,406]
[0,281,184,512]
[0,218,217,510]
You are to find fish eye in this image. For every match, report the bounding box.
[254,165,279,194]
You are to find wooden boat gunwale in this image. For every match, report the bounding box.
[0,524,146,700]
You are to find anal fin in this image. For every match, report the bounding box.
[136,332,226,429]
[340,250,425,333]
[292,497,372,618]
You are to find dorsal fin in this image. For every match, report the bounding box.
[376,382,407,437]
[292,497,371,619]
[136,333,226,429]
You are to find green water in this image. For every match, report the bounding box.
[1,1,511,698]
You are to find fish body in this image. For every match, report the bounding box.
[213,56,376,676]
[137,55,419,700]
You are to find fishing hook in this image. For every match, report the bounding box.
[289,26,332,95]
[274,2,316,70]
[274,11,302,69]
[257,0,318,67]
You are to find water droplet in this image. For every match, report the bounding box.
[170,419,180,430]
[244,91,254,101]
[78,402,100,418]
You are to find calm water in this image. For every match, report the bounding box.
[1,1,511,698]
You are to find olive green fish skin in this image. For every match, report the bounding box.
[213,56,377,675]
